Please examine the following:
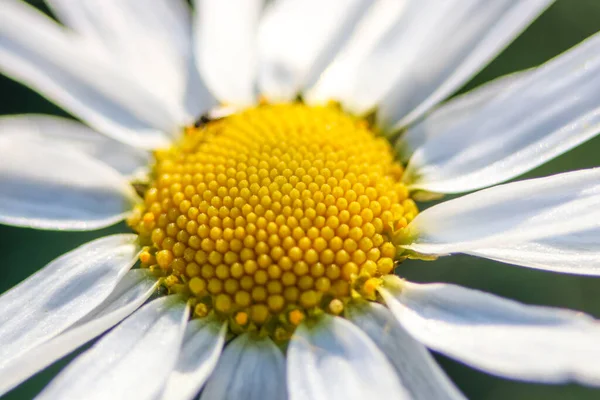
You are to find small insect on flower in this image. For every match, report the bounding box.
[0,1,599,400]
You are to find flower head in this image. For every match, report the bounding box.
[127,103,417,339]
[0,1,599,399]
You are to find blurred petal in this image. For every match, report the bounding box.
[347,302,465,400]
[0,114,149,176]
[466,227,600,276]
[405,33,600,193]
[309,0,552,126]
[160,318,227,400]
[38,296,189,400]
[194,0,263,106]
[201,333,286,400]
[288,314,409,400]
[398,69,533,162]
[378,0,554,129]
[381,280,600,385]
[46,0,213,123]
[47,0,190,51]
[402,168,600,256]
[0,234,139,374]
[0,135,138,230]
[0,0,176,149]
[0,270,158,397]
[257,0,369,101]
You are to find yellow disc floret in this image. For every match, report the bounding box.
[128,103,418,340]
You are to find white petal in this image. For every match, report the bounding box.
[305,0,407,107]
[347,302,465,400]
[38,296,189,400]
[0,234,139,372]
[405,33,600,193]
[310,0,552,125]
[466,227,600,276]
[0,269,158,397]
[288,314,409,400]
[378,0,554,129]
[201,333,286,400]
[0,114,149,176]
[398,69,533,162]
[0,135,138,230]
[0,0,177,149]
[46,0,212,124]
[402,168,600,255]
[380,280,600,385]
[257,0,369,102]
[194,0,263,106]
[160,318,227,400]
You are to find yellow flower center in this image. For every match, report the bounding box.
[128,103,418,340]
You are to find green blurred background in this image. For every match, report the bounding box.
[0,1,599,399]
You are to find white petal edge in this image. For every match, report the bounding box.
[288,314,410,400]
[397,69,533,162]
[0,234,139,372]
[380,280,600,385]
[0,134,138,230]
[0,269,158,397]
[194,0,263,106]
[200,333,287,400]
[0,114,149,176]
[309,0,552,126]
[377,0,554,129]
[46,0,212,125]
[160,318,227,400]
[405,32,600,193]
[0,0,176,149]
[37,295,189,400]
[402,168,600,255]
[347,302,465,400]
[257,0,370,102]
[465,227,600,276]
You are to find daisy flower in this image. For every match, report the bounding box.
[1,0,600,399]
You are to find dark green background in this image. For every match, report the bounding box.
[1,1,599,399]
